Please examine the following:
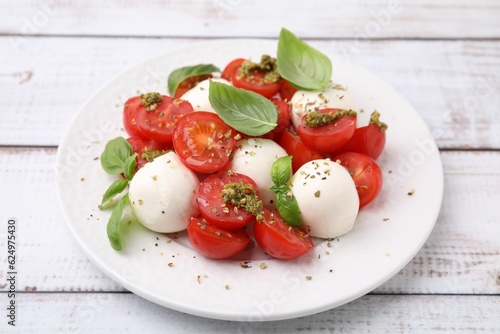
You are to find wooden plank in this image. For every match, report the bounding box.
[1,0,499,38]
[1,37,500,148]
[11,293,500,332]
[0,148,498,294]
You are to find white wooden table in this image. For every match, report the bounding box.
[1,1,499,332]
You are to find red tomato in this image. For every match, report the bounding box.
[297,109,357,153]
[173,74,212,99]
[332,111,387,160]
[279,80,298,101]
[197,171,259,230]
[261,98,291,142]
[187,217,250,259]
[221,58,245,81]
[134,94,193,144]
[254,209,313,260]
[172,112,237,173]
[126,137,170,170]
[223,57,281,98]
[334,152,383,208]
[123,96,148,139]
[233,71,281,98]
[279,130,324,173]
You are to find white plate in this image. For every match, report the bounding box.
[55,40,443,321]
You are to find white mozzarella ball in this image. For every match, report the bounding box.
[290,159,359,238]
[129,152,199,233]
[180,78,232,113]
[290,84,355,129]
[228,138,287,208]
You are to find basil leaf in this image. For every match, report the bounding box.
[209,81,278,136]
[270,156,292,186]
[167,64,220,96]
[101,137,133,175]
[123,153,138,180]
[275,188,301,227]
[101,178,129,207]
[269,155,301,226]
[277,28,332,91]
[107,194,129,251]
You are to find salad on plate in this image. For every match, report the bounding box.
[99,28,387,261]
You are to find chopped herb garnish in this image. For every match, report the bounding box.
[221,182,264,222]
[305,109,357,128]
[140,92,163,111]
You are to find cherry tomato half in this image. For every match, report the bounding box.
[221,58,245,81]
[123,96,148,139]
[279,130,324,173]
[279,80,298,101]
[126,137,170,171]
[173,74,213,99]
[332,111,387,160]
[135,95,193,144]
[197,171,259,230]
[173,112,237,173]
[260,98,291,142]
[223,57,281,98]
[254,209,313,260]
[187,217,250,259]
[334,152,383,208]
[297,108,357,153]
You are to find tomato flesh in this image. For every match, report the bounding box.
[298,108,357,153]
[334,152,383,208]
[173,112,237,173]
[123,96,148,139]
[223,58,281,98]
[332,124,386,160]
[187,217,250,259]
[221,58,245,81]
[279,80,298,101]
[126,137,170,171]
[173,74,212,99]
[279,130,324,173]
[260,98,291,142]
[197,171,258,230]
[134,95,193,144]
[254,209,313,260]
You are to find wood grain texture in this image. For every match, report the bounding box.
[1,37,499,148]
[1,0,499,38]
[0,148,498,294]
[11,293,500,333]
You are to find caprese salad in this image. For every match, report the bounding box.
[99,28,387,260]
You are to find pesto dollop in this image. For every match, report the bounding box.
[239,55,281,84]
[141,150,168,162]
[221,182,264,222]
[369,110,388,132]
[140,92,163,111]
[304,109,357,128]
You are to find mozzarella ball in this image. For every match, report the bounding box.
[290,84,355,129]
[290,159,359,238]
[129,152,199,233]
[228,138,287,208]
[180,78,232,113]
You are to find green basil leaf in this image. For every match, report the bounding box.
[101,178,129,207]
[275,188,301,227]
[270,156,293,186]
[277,28,332,91]
[167,64,220,96]
[208,81,278,136]
[107,194,129,251]
[100,137,133,175]
[123,153,138,180]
